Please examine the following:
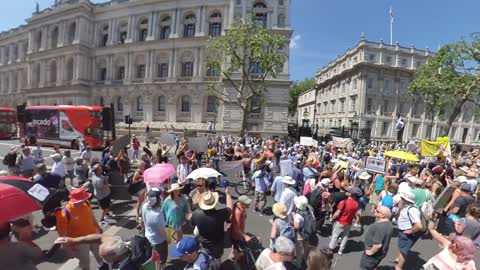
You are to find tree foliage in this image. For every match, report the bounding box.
[206,18,286,136]
[288,78,316,115]
[408,33,480,136]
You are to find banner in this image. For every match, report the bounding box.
[279,159,293,177]
[188,137,208,153]
[332,136,352,148]
[219,160,243,175]
[300,137,318,147]
[160,133,175,145]
[365,157,386,174]
[111,134,131,155]
[421,137,450,157]
[433,186,456,211]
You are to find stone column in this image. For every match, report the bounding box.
[73,55,80,81]
[27,63,33,88]
[175,9,182,38]
[198,48,204,78]
[147,12,156,41]
[0,46,4,65]
[272,1,278,28]
[146,50,154,82]
[93,23,99,47]
[126,53,134,82]
[169,49,177,80]
[57,57,64,86]
[8,44,14,64]
[195,6,203,37]
[126,16,134,43]
[223,5,229,34]
[144,90,153,122]
[27,31,34,53]
[106,55,113,83]
[200,6,206,35]
[108,19,116,45]
[39,60,46,88]
[73,17,81,44]
[40,27,47,51]
[193,48,200,77]
[18,42,24,61]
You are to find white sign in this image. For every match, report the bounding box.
[332,136,352,148]
[365,157,386,174]
[300,137,318,147]
[160,133,176,145]
[219,160,244,175]
[27,183,50,202]
[279,159,293,177]
[189,137,208,153]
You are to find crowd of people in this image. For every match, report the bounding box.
[0,133,479,270]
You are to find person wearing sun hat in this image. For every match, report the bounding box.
[161,183,191,243]
[170,237,214,269]
[394,190,422,270]
[292,196,317,265]
[190,187,233,269]
[279,176,297,217]
[270,202,294,249]
[55,188,103,270]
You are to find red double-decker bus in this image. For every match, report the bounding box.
[0,107,17,139]
[21,106,106,149]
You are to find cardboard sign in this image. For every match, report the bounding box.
[365,157,386,174]
[188,137,208,153]
[183,130,197,138]
[433,186,456,211]
[300,137,318,147]
[219,160,243,175]
[160,133,176,145]
[111,134,131,155]
[332,136,352,148]
[279,159,293,177]
[28,183,50,202]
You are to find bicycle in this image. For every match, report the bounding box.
[220,179,254,196]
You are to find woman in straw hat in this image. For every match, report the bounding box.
[269,202,295,249]
[161,183,191,242]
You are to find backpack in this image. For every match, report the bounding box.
[277,218,295,242]
[194,251,215,270]
[299,209,318,245]
[308,188,325,216]
[128,235,153,267]
[381,194,394,209]
[3,152,16,167]
[406,205,428,234]
[374,175,385,192]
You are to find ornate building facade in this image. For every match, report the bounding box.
[0,0,291,135]
[314,35,480,144]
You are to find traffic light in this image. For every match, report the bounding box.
[124,114,133,125]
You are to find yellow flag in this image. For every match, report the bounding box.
[421,137,449,157]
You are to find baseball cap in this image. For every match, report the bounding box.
[170,237,199,257]
[460,182,471,192]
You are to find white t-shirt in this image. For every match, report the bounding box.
[397,204,421,231]
[255,249,277,270]
[279,187,296,216]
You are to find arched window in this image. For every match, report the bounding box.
[183,14,196,38]
[50,61,57,83]
[181,62,193,77]
[158,63,168,78]
[138,18,148,42]
[158,95,166,111]
[100,25,109,47]
[50,27,59,49]
[136,96,143,111]
[66,58,74,81]
[35,31,43,51]
[253,3,267,28]
[117,96,123,111]
[209,13,222,37]
[67,22,76,44]
[278,14,285,28]
[181,95,190,112]
[250,95,261,113]
[118,22,128,44]
[207,96,217,112]
[160,16,171,39]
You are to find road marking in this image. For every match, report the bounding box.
[58,208,137,270]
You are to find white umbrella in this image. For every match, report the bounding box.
[186,168,222,180]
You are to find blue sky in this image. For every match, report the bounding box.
[1,1,479,82]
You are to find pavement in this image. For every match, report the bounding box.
[0,138,479,270]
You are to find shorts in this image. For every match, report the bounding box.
[201,240,224,259]
[398,231,419,257]
[360,252,383,270]
[153,241,168,265]
[98,195,111,210]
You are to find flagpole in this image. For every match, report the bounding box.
[389,6,394,45]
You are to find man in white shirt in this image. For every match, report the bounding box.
[255,236,295,270]
[80,146,92,164]
[177,154,192,185]
[50,153,66,178]
[279,177,297,217]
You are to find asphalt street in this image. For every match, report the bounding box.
[0,139,478,270]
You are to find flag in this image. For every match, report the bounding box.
[389,6,394,24]
[420,137,450,157]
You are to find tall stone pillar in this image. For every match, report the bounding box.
[146,12,156,41]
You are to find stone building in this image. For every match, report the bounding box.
[313,35,480,143]
[297,88,316,129]
[0,0,291,135]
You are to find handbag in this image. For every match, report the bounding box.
[128,174,146,195]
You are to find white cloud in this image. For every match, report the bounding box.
[290,34,301,49]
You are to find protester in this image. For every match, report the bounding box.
[189,178,209,211]
[131,162,147,221]
[170,237,215,270]
[74,157,87,186]
[255,236,296,270]
[306,249,331,270]
[0,222,42,270]
[31,143,44,165]
[162,183,191,242]
[142,188,170,268]
[17,147,36,178]
[292,195,317,266]
[177,154,192,186]
[445,182,476,234]
[279,176,297,217]
[227,195,252,257]
[4,146,19,175]
[63,150,75,182]
[91,164,115,226]
[360,206,393,270]
[131,134,141,162]
[308,178,332,231]
[270,202,295,246]
[50,153,66,178]
[252,164,271,215]
[80,146,93,164]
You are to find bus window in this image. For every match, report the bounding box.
[85,128,92,136]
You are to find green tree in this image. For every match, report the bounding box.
[288,78,316,115]
[409,33,480,137]
[206,18,286,136]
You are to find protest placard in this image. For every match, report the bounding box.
[279,159,293,176]
[111,134,131,155]
[188,137,208,153]
[365,156,386,174]
[332,136,352,148]
[300,137,318,147]
[433,186,456,211]
[219,160,243,175]
[160,133,176,145]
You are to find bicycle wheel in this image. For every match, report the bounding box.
[235,181,252,195]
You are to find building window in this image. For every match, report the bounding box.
[341,83,345,92]
[402,58,407,66]
[351,97,356,111]
[382,122,389,136]
[118,22,128,44]
[278,14,285,28]
[209,13,222,37]
[369,54,375,61]
[366,98,372,113]
[50,27,59,49]
[49,61,57,82]
[253,3,267,28]
[279,0,284,5]
[138,19,148,42]
[158,95,166,111]
[158,63,168,78]
[136,64,146,79]
[136,96,143,111]
[367,78,373,89]
[206,65,218,77]
[160,26,170,39]
[353,78,357,89]
[386,56,392,63]
[99,68,107,81]
[117,97,123,111]
[35,31,43,50]
[183,15,196,38]
[250,62,263,74]
[66,59,74,81]
[67,22,76,44]
[100,25,109,47]
[399,102,405,114]
[340,99,345,112]
[425,125,432,139]
[250,95,261,113]
[353,56,358,63]
[117,66,125,80]
[383,100,389,112]
[181,62,193,77]
[207,96,217,112]
[412,124,419,138]
[384,79,390,90]
[181,95,190,112]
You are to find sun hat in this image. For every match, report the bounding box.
[460,182,471,192]
[74,157,83,163]
[345,186,362,197]
[294,196,308,211]
[272,202,287,219]
[320,178,331,187]
[460,166,470,174]
[282,176,296,185]
[36,163,47,170]
[170,237,199,257]
[69,188,92,204]
[414,178,424,186]
[50,153,62,160]
[400,191,415,203]
[358,171,371,180]
[465,171,477,178]
[198,191,220,210]
[456,176,468,183]
[167,183,184,193]
[237,195,252,205]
